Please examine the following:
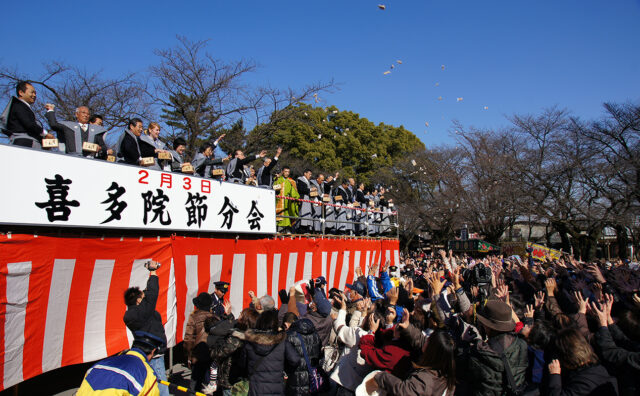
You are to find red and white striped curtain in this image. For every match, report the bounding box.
[0,234,399,391]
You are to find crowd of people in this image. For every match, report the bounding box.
[1,81,397,237]
[78,249,640,396]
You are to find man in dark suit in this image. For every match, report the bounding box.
[257,147,282,187]
[3,81,53,148]
[118,118,144,165]
[226,148,267,182]
[44,104,109,158]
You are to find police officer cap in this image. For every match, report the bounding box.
[214,281,230,294]
[133,331,165,349]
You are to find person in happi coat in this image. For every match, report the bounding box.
[45,104,108,158]
[354,182,368,235]
[378,187,392,235]
[138,122,170,170]
[322,172,339,234]
[310,173,325,233]
[296,169,314,234]
[192,135,227,178]
[168,137,187,172]
[333,179,351,235]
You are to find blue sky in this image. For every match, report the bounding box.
[2,0,639,147]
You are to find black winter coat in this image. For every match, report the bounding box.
[594,325,637,396]
[548,364,618,396]
[123,275,167,351]
[238,329,299,396]
[120,132,141,165]
[285,319,322,396]
[467,333,528,396]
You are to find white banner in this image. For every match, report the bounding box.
[0,144,276,234]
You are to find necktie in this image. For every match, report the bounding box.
[80,124,88,143]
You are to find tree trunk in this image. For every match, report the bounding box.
[615,224,629,260]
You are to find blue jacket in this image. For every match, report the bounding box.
[77,348,159,396]
[367,272,393,301]
[367,272,403,321]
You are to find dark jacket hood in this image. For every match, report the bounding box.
[289,318,316,335]
[242,329,286,357]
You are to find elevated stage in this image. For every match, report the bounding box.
[0,144,399,391]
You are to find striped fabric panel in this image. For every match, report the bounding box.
[0,235,399,391]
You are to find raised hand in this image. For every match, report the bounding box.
[214,133,226,144]
[381,259,390,273]
[362,297,372,312]
[524,304,535,319]
[404,278,414,294]
[534,291,545,310]
[573,291,587,314]
[588,300,608,327]
[428,273,446,296]
[602,293,614,324]
[545,278,557,297]
[333,293,347,310]
[398,308,410,329]
[385,306,397,324]
[369,262,379,276]
[549,359,561,375]
[495,284,510,306]
[633,293,640,309]
[387,287,399,305]
[223,300,232,315]
[355,297,368,312]
[586,264,606,283]
[452,267,462,289]
[368,314,380,333]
